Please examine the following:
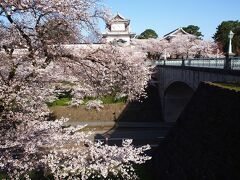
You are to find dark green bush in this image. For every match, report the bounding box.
[47,97,71,107]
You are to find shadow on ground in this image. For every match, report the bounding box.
[117,84,163,122]
[94,84,174,146]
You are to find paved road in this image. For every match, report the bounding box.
[93,123,174,147]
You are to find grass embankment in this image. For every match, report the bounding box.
[48,95,127,107]
[50,103,126,122]
[48,95,127,122]
[49,85,163,123]
[207,82,240,92]
[48,97,71,106]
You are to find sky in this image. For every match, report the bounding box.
[101,0,240,40]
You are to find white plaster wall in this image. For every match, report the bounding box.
[106,36,131,44]
[111,23,126,31]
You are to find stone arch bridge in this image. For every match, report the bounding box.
[155,58,240,122]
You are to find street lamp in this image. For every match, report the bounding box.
[228,30,234,55]
[225,30,235,70]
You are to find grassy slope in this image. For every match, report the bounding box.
[50,103,126,122]
[48,95,127,107]
[49,85,163,123]
[208,82,240,92]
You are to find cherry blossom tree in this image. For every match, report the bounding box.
[192,39,222,58]
[131,38,169,59]
[166,35,196,58]
[0,1,152,179]
[131,35,223,59]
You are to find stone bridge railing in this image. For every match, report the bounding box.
[154,57,240,70]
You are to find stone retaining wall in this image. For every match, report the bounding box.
[153,82,240,180]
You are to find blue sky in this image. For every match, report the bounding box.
[101,0,240,40]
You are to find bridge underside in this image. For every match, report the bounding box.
[163,82,194,122]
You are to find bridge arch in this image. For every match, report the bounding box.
[163,81,194,122]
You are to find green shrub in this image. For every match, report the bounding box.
[47,97,71,107]
[48,94,127,107]
[100,95,116,104]
[100,95,127,104]
[83,96,96,102]
[56,90,72,99]
[0,171,9,179]
[83,95,127,104]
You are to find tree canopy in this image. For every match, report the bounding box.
[183,25,203,38]
[132,36,222,60]
[0,1,152,179]
[137,29,158,39]
[40,18,79,44]
[213,20,240,55]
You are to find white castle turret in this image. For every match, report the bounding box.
[102,13,135,45]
